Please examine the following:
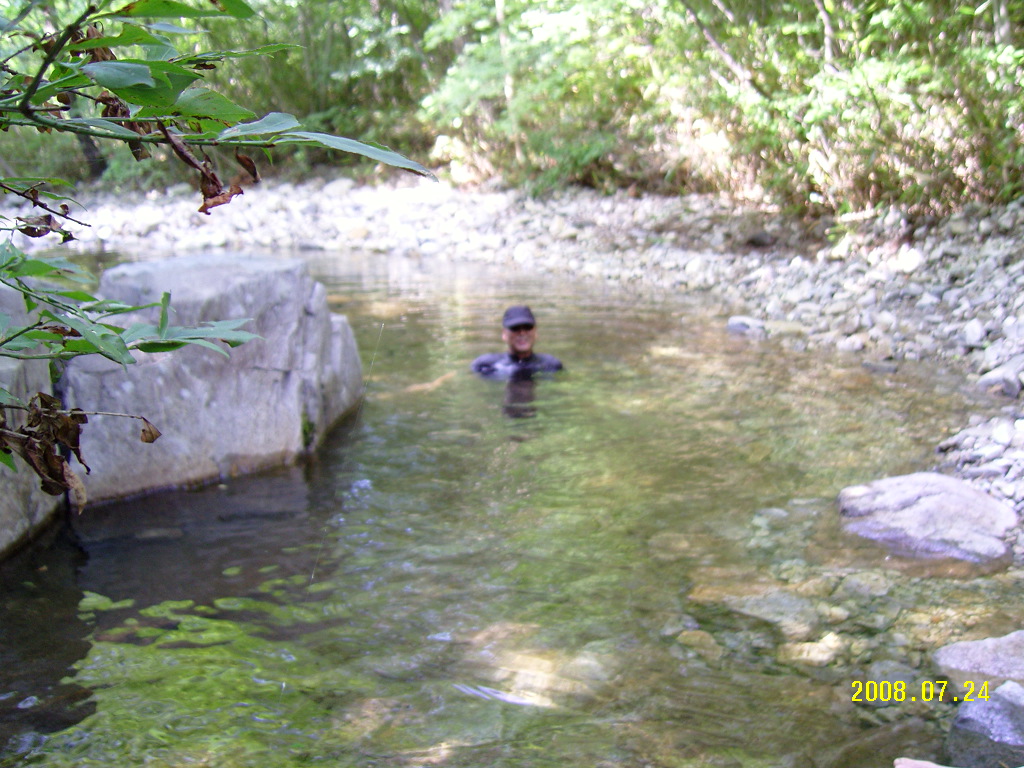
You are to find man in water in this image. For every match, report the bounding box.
[470,305,563,380]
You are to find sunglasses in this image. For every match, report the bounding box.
[508,324,535,333]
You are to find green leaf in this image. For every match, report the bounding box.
[275,131,435,178]
[97,60,201,108]
[0,387,25,407]
[147,21,195,34]
[55,290,100,302]
[84,299,154,315]
[121,315,259,355]
[157,292,170,337]
[168,87,257,122]
[28,73,92,104]
[8,258,61,278]
[59,118,148,140]
[1,1,40,34]
[82,61,157,89]
[68,26,163,51]
[0,450,15,473]
[217,112,301,139]
[0,177,75,192]
[106,0,254,19]
[43,311,136,366]
[178,43,296,66]
[215,0,256,19]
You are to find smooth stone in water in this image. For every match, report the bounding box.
[723,588,820,641]
[838,472,1017,563]
[726,315,767,338]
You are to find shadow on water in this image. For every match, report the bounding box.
[0,249,1010,767]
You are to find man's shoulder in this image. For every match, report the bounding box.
[471,352,508,373]
[531,353,563,371]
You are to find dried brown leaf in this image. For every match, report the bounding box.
[140,418,161,444]
[235,150,260,183]
[63,462,87,512]
[198,184,243,214]
[20,435,67,496]
[16,214,59,238]
[129,140,151,161]
[42,324,82,338]
[84,24,115,63]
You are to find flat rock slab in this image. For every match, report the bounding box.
[838,472,1017,563]
[934,631,1024,690]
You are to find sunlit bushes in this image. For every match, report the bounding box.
[423,0,1024,214]
[7,0,1022,215]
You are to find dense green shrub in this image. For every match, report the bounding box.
[420,0,1024,213]
[6,0,1022,213]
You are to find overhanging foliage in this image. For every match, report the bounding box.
[0,0,435,508]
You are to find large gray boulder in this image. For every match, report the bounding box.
[0,313,62,561]
[0,285,62,555]
[838,472,1017,563]
[61,254,362,502]
[934,631,1024,690]
[945,681,1024,768]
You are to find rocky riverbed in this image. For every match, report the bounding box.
[5,175,1024,549]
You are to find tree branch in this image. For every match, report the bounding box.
[17,5,97,117]
[674,0,770,100]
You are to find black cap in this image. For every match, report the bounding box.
[502,305,536,328]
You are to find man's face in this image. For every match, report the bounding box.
[502,323,536,358]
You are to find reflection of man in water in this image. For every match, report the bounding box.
[471,306,563,418]
[470,306,563,380]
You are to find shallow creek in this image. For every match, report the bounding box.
[1,250,1019,767]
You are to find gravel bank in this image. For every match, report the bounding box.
[6,176,1024,546]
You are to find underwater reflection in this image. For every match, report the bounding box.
[0,525,93,751]
[503,375,538,419]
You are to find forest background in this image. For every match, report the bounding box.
[6,0,1024,218]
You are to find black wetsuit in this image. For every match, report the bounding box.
[470,352,563,380]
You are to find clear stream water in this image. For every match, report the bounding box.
[0,250,1015,767]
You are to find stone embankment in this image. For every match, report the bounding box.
[5,175,1024,525]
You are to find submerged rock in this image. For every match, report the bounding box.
[838,472,1017,564]
[723,588,821,641]
[777,631,846,667]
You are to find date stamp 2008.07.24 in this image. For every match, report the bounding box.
[851,680,990,704]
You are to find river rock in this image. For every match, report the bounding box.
[726,315,767,338]
[934,631,1024,690]
[777,631,846,666]
[838,472,1017,563]
[60,254,362,502]
[945,681,1024,768]
[0,290,62,556]
[976,354,1024,397]
[723,588,821,641]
